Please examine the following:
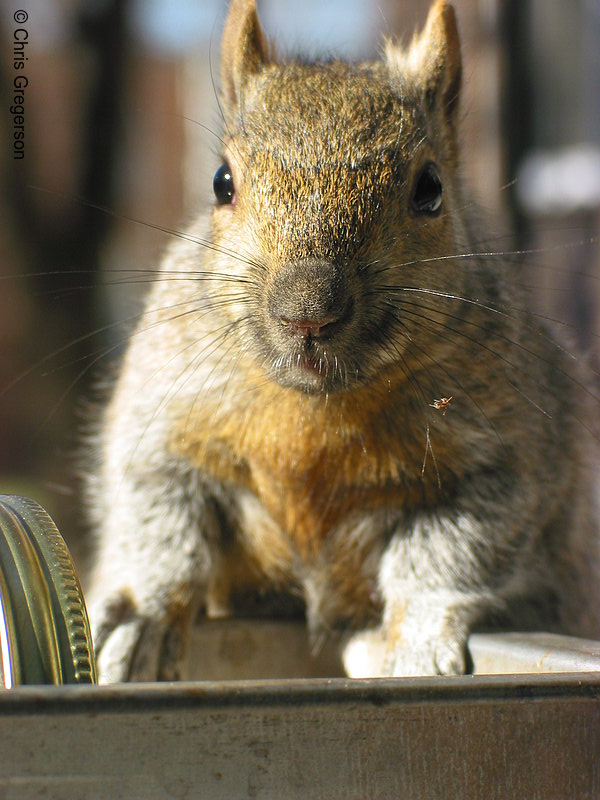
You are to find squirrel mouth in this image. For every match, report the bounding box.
[264,300,358,391]
[294,333,333,374]
[282,343,356,392]
[297,354,323,374]
[269,347,360,393]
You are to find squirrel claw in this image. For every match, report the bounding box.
[91,592,192,683]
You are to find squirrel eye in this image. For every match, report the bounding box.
[411,163,443,215]
[213,162,235,205]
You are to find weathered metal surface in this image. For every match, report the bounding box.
[187,621,600,680]
[0,675,599,799]
[469,631,600,674]
[187,619,344,679]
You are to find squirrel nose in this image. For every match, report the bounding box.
[268,259,351,339]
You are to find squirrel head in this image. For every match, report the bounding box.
[212,0,470,395]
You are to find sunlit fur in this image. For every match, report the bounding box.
[86,0,600,682]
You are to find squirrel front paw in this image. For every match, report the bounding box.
[90,589,195,683]
[383,634,467,677]
[343,619,469,678]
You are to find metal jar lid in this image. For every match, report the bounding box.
[0,495,96,687]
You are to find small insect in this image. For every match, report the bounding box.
[429,396,453,415]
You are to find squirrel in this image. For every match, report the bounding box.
[86,0,600,681]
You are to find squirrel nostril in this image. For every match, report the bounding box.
[282,315,340,339]
[278,298,354,340]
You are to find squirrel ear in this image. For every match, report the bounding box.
[221,0,270,119]
[387,1,462,126]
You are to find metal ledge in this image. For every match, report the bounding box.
[0,620,600,800]
[185,619,600,680]
[1,673,599,799]
[2,627,600,798]
[469,631,600,674]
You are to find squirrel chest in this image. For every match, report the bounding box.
[170,372,459,567]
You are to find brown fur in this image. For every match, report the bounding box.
[172,367,462,558]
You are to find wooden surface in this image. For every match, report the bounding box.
[1,674,599,799]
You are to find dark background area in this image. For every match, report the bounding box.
[0,0,599,570]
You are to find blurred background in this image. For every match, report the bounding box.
[0,0,599,568]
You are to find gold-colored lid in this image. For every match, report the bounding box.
[0,495,96,687]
